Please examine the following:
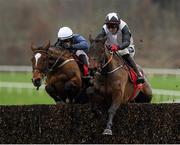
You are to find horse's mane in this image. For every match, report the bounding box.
[48,46,71,58]
[89,35,107,58]
[95,35,107,42]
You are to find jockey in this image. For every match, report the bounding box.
[54,26,90,78]
[96,12,144,84]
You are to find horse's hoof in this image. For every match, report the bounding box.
[102,129,112,135]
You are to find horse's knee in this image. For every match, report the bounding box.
[64,81,80,97]
[45,85,60,102]
[64,81,75,92]
[45,85,55,94]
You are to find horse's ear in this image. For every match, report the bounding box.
[44,40,50,50]
[31,43,36,51]
[89,34,94,43]
[102,36,107,44]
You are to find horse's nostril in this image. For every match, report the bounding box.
[32,78,41,87]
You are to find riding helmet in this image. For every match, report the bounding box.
[105,12,121,24]
[58,27,74,40]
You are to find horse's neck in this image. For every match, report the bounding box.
[113,54,125,66]
[47,47,76,71]
[48,47,72,59]
[102,52,125,74]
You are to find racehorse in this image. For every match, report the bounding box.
[87,35,153,135]
[31,41,88,104]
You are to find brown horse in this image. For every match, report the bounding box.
[31,41,88,104]
[87,36,152,135]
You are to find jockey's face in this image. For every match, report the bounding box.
[107,24,118,34]
[62,38,72,47]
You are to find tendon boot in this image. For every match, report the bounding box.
[122,54,145,84]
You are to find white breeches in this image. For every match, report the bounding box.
[75,50,89,65]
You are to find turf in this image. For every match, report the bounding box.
[0,88,54,105]
[148,75,180,91]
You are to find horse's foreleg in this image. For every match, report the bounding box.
[103,83,126,136]
[87,87,103,117]
[64,79,81,101]
[103,97,122,135]
[45,85,65,104]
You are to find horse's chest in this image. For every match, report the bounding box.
[94,79,120,96]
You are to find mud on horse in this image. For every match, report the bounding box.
[87,35,152,135]
[31,41,88,104]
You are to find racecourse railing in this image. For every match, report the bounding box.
[0,65,180,103]
[0,65,180,76]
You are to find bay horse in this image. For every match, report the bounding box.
[31,41,88,104]
[87,36,153,135]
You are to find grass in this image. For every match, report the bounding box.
[152,94,179,103]
[0,72,179,105]
[0,72,31,82]
[148,75,180,91]
[0,88,54,105]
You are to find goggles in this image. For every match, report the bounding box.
[107,24,119,29]
[61,38,72,43]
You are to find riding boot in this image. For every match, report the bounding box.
[122,54,145,84]
[79,54,90,78]
[79,54,92,87]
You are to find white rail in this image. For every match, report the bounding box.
[0,65,180,76]
[0,82,180,96]
[0,65,32,72]
[144,68,180,76]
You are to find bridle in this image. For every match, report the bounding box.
[94,43,125,75]
[33,48,76,76]
[48,49,75,72]
[32,49,49,74]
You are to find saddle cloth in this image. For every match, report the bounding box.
[128,66,144,101]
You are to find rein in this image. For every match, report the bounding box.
[97,45,125,75]
[97,64,124,75]
[56,59,75,69]
[101,47,113,69]
[48,50,75,72]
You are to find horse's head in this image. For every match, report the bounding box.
[31,41,50,89]
[89,35,111,73]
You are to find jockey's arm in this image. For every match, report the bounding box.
[119,25,131,49]
[72,35,89,52]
